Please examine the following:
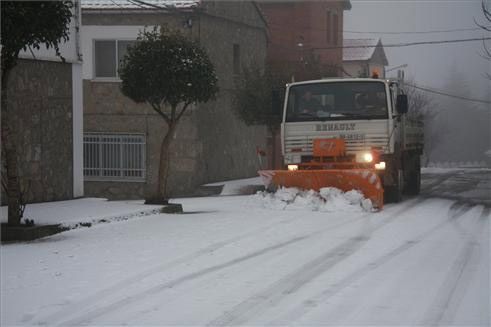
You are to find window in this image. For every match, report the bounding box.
[84,133,146,181]
[94,40,136,79]
[233,44,240,74]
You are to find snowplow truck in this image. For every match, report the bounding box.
[259,78,424,209]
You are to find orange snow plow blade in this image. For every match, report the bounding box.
[258,169,384,209]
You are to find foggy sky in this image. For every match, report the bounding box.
[344,0,490,162]
[344,0,491,100]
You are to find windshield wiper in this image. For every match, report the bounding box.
[297,112,316,117]
[316,112,387,121]
[330,112,359,117]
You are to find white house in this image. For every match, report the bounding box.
[343,38,388,78]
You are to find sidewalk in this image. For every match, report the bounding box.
[0,198,163,229]
[0,176,265,230]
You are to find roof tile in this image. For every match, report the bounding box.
[343,38,379,61]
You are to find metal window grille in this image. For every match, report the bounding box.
[84,133,146,181]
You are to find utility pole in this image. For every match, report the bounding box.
[397,69,405,91]
[387,64,408,73]
[397,69,407,154]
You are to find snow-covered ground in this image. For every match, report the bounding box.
[0,198,163,228]
[1,169,490,325]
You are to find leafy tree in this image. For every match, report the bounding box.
[234,66,286,168]
[234,56,343,169]
[1,1,73,225]
[119,27,218,203]
[234,67,282,129]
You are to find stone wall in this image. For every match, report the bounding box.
[82,1,269,200]
[1,59,74,205]
[197,2,269,184]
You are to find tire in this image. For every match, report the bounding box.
[384,169,404,203]
[266,183,278,193]
[405,157,421,195]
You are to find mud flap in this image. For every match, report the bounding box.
[259,169,384,209]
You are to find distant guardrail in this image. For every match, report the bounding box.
[426,161,490,168]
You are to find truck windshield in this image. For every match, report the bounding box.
[285,81,388,122]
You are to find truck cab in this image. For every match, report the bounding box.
[280,78,424,202]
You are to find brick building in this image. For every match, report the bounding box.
[259,0,351,80]
[251,1,351,168]
[81,0,269,199]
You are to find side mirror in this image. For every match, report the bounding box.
[396,94,408,114]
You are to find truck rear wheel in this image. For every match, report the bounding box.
[384,169,403,203]
[405,157,421,195]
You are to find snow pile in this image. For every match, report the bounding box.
[254,187,374,212]
[204,177,263,195]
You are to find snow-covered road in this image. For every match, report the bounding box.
[1,170,490,326]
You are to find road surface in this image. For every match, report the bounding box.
[1,168,489,326]
[421,167,491,206]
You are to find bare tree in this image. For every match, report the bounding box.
[405,80,442,166]
[476,0,491,79]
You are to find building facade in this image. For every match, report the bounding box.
[250,1,351,169]
[1,0,84,205]
[81,0,269,199]
[259,0,351,79]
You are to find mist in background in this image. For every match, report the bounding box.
[344,0,491,165]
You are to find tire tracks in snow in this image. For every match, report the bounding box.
[28,217,303,324]
[207,235,371,326]
[206,199,427,326]
[54,233,315,326]
[420,172,456,196]
[448,201,474,219]
[32,208,374,326]
[421,171,491,207]
[205,199,463,326]
[268,203,486,326]
[33,198,422,326]
[26,218,298,322]
[419,206,489,326]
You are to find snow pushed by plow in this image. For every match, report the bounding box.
[253,187,374,212]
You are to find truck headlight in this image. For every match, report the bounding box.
[288,165,298,171]
[375,161,386,170]
[363,153,373,162]
[356,152,373,163]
